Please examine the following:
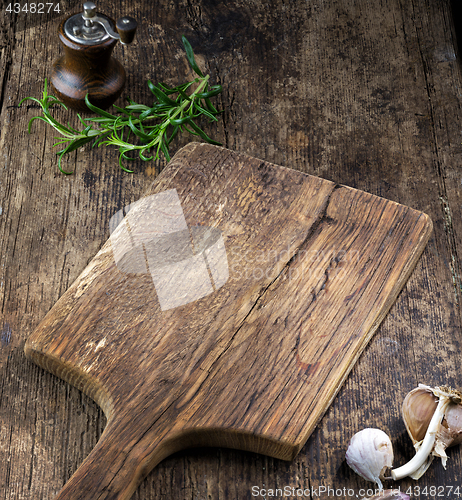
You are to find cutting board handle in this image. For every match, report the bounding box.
[54,417,172,500]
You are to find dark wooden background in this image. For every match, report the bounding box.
[1,0,462,498]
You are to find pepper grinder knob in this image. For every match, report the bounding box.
[50,1,138,111]
[83,1,96,18]
[116,16,138,44]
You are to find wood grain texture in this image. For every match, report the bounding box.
[24,143,431,499]
[2,0,462,499]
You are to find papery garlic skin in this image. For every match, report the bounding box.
[346,428,393,490]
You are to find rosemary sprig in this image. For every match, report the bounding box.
[19,36,223,174]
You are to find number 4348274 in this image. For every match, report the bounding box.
[406,485,462,496]
[5,3,60,13]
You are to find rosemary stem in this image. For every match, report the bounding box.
[120,74,211,152]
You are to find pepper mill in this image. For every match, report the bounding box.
[51,1,137,111]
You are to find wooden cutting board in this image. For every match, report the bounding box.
[25,143,432,500]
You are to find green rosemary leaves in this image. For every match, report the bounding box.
[20,36,223,174]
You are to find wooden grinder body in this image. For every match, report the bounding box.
[51,16,126,111]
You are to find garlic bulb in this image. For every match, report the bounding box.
[365,490,409,500]
[391,384,462,480]
[346,428,394,490]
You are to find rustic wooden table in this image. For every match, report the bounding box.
[1,0,462,499]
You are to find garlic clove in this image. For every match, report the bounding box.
[401,386,439,479]
[404,384,462,467]
[346,428,393,490]
[402,386,438,444]
[392,384,462,481]
[365,490,410,500]
[439,400,462,447]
